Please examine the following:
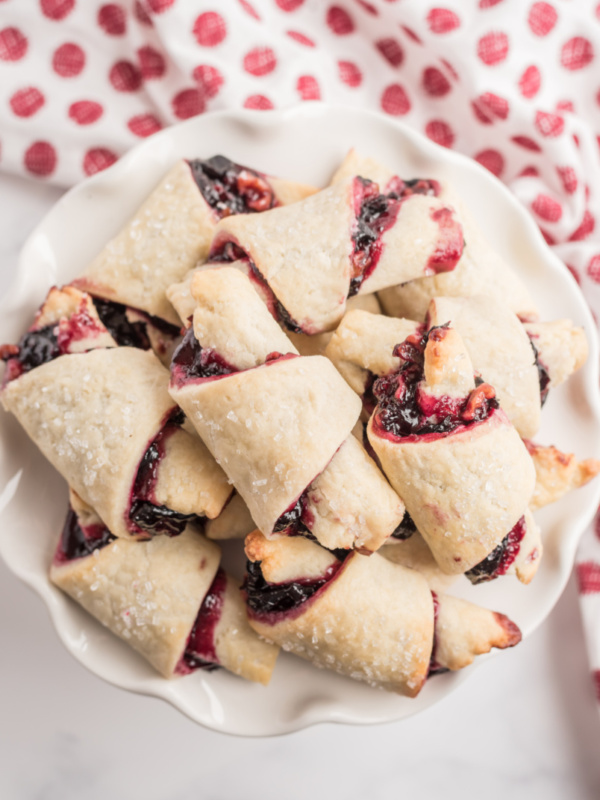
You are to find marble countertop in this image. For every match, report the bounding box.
[1,172,600,800]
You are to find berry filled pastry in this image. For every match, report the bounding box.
[208,175,464,333]
[366,324,541,582]
[51,495,278,682]
[1,285,118,385]
[72,157,317,328]
[169,267,404,552]
[2,347,231,539]
[331,149,538,323]
[243,531,521,696]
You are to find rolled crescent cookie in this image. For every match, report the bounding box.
[169,267,404,552]
[330,149,538,323]
[72,157,317,327]
[243,531,521,696]
[2,347,231,539]
[51,499,278,683]
[367,325,540,581]
[208,175,463,334]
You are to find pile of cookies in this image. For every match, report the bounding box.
[1,150,596,697]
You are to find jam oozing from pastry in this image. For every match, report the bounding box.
[349,178,401,297]
[181,567,228,672]
[427,207,465,274]
[210,241,304,334]
[273,493,313,536]
[528,337,551,406]
[1,324,60,382]
[170,325,238,387]
[427,591,449,678]
[465,515,526,584]
[387,177,441,198]
[92,298,151,349]
[243,556,345,623]
[92,298,181,350]
[128,409,198,537]
[54,507,116,565]
[372,326,498,440]
[188,155,278,217]
[391,510,417,540]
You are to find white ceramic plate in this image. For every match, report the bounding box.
[1,105,600,737]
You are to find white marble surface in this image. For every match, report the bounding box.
[1,171,600,799]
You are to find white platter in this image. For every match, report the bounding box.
[1,105,600,736]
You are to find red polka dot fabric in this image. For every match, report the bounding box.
[3,0,600,696]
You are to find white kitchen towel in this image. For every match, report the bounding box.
[2,0,600,699]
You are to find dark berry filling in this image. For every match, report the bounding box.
[209,241,304,334]
[387,177,441,198]
[273,492,313,536]
[372,326,498,441]
[465,515,526,585]
[427,591,449,677]
[243,555,345,623]
[54,507,116,565]
[1,324,60,382]
[391,510,417,540]
[92,298,151,349]
[188,155,278,218]
[182,567,228,672]
[349,178,401,297]
[128,409,199,537]
[528,337,551,406]
[170,325,237,388]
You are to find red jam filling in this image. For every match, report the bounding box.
[371,326,498,441]
[243,554,347,625]
[188,155,278,218]
[170,325,238,388]
[426,207,464,274]
[465,515,527,584]
[128,408,199,537]
[387,177,441,198]
[53,507,116,566]
[180,567,228,673]
[349,177,402,296]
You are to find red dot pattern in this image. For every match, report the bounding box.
[528,3,558,37]
[193,12,227,47]
[24,141,57,176]
[375,38,404,68]
[477,31,509,65]
[425,119,455,147]
[128,113,162,137]
[577,561,600,593]
[52,43,85,77]
[561,37,594,70]
[532,193,562,222]
[475,148,504,177]
[109,60,142,92]
[297,75,321,100]
[243,47,277,76]
[381,84,411,116]
[41,0,75,21]
[422,67,451,98]
[338,60,362,87]
[326,6,354,35]
[138,45,166,80]
[10,87,45,118]
[172,88,205,119]
[0,27,28,61]
[519,65,541,99]
[98,5,127,37]
[68,100,103,125]
[243,94,274,110]
[286,30,315,47]
[83,147,118,176]
[426,8,460,35]
[239,0,260,20]
[193,65,224,98]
